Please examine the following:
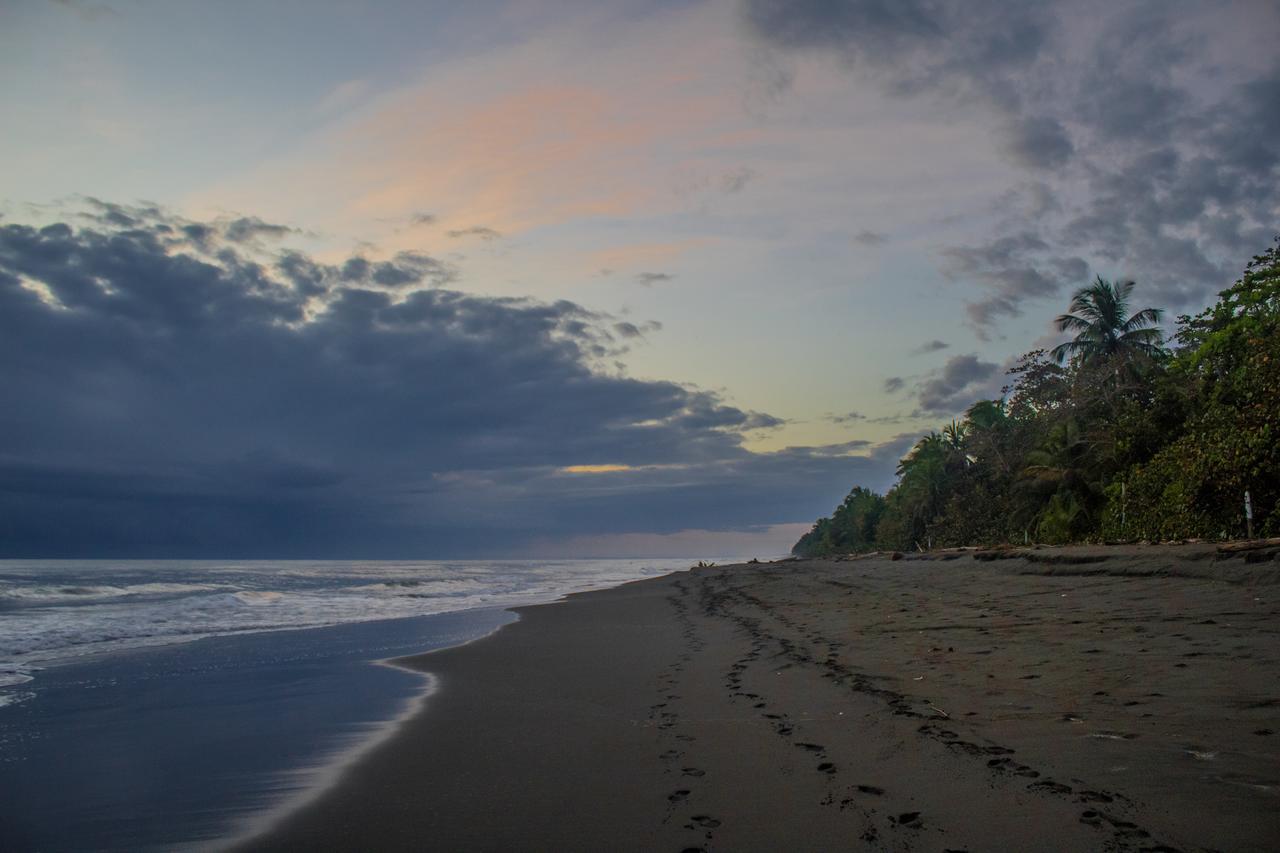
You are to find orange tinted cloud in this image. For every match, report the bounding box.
[198,6,743,245]
[558,464,633,474]
[585,238,711,276]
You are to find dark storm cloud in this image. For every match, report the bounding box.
[333,251,456,289]
[0,205,887,556]
[374,251,456,288]
[1002,115,1073,170]
[740,0,1053,102]
[741,0,1280,330]
[914,354,999,414]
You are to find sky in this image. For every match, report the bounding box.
[1,0,1276,557]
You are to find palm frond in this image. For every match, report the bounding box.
[1120,306,1163,332]
[1055,313,1092,333]
[1049,340,1079,363]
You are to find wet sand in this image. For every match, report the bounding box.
[237,543,1280,852]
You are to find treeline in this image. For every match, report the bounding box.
[793,240,1280,557]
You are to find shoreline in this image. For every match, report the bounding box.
[0,606,518,853]
[236,543,1280,852]
[212,607,523,853]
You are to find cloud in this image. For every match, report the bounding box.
[223,216,293,243]
[941,232,1087,334]
[527,522,812,559]
[82,197,161,228]
[721,166,756,194]
[777,438,872,457]
[910,339,949,355]
[613,321,643,339]
[334,250,457,289]
[882,376,905,393]
[636,271,675,286]
[914,354,1000,414]
[409,211,437,226]
[0,203,892,557]
[853,230,888,247]
[741,0,1280,330]
[739,0,1053,100]
[612,320,662,340]
[1002,115,1073,169]
[51,0,117,22]
[445,225,502,241]
[827,410,865,424]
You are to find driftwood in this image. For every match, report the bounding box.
[1217,537,1280,554]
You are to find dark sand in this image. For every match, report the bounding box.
[237,544,1280,852]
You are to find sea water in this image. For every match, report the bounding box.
[0,559,702,851]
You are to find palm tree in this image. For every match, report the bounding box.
[1021,419,1098,543]
[939,419,974,475]
[895,433,949,544]
[964,399,1010,474]
[1050,277,1164,366]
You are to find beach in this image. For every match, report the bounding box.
[237,543,1280,852]
[0,558,690,851]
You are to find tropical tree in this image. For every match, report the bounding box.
[792,241,1277,556]
[1050,277,1165,367]
[964,399,1010,474]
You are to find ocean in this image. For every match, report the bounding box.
[0,558,705,851]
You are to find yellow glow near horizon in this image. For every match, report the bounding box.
[559,464,633,474]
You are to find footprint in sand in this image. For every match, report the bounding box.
[856,785,885,795]
[669,789,690,803]
[817,762,837,774]
[690,815,721,828]
[1029,779,1074,795]
[682,767,706,777]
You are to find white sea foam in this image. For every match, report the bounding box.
[0,558,711,694]
[0,690,34,708]
[0,581,226,603]
[0,665,35,688]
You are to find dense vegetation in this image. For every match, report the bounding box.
[793,240,1280,556]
